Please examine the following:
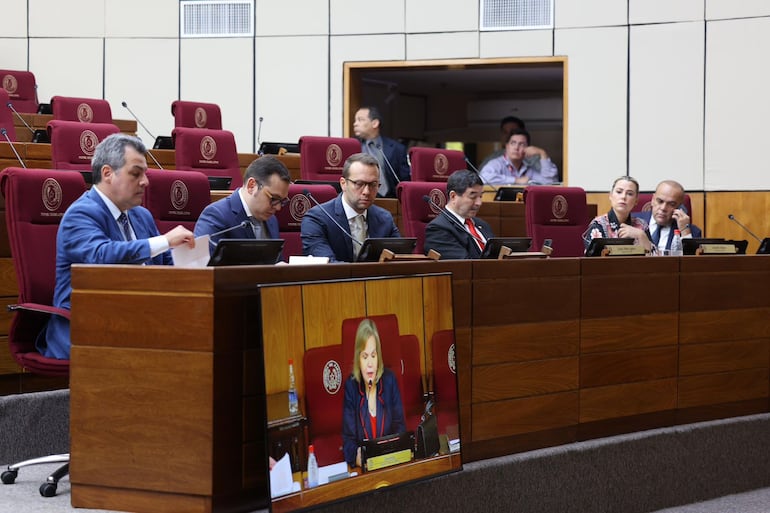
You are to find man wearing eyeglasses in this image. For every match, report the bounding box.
[301,153,400,262]
[194,156,291,254]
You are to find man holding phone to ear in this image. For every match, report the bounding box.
[635,180,701,253]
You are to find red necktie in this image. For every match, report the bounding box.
[465,218,485,251]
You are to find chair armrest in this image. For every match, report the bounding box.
[8,302,71,320]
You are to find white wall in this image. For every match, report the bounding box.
[1,0,769,191]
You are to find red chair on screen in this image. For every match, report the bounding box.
[431,329,458,434]
[303,344,345,466]
[524,185,589,257]
[275,183,338,260]
[51,96,113,124]
[0,167,88,495]
[633,192,693,217]
[408,147,465,182]
[396,181,448,255]
[171,100,223,130]
[47,120,121,172]
[298,136,360,181]
[1,69,39,113]
[172,127,242,189]
[0,89,17,141]
[143,169,212,232]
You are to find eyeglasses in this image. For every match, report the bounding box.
[259,185,289,207]
[346,179,380,191]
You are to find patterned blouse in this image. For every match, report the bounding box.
[582,211,649,252]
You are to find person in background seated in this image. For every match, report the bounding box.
[301,153,400,262]
[423,170,494,260]
[194,156,290,255]
[353,106,410,198]
[479,128,559,185]
[633,180,702,254]
[478,115,526,171]
[43,134,195,359]
[342,319,405,467]
[582,176,652,254]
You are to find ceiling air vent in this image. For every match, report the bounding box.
[180,0,254,38]
[480,0,554,31]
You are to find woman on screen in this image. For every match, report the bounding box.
[582,176,652,254]
[342,319,406,467]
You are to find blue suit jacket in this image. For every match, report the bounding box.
[342,369,406,466]
[301,195,400,262]
[42,187,170,359]
[380,136,411,197]
[634,211,702,250]
[193,189,280,256]
[424,210,495,260]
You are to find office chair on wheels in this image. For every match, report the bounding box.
[0,168,87,497]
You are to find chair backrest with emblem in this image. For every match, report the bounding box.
[632,192,693,218]
[48,120,121,172]
[397,181,448,255]
[51,96,113,124]
[408,147,465,182]
[298,136,361,181]
[524,185,589,257]
[143,169,212,232]
[1,69,39,114]
[303,344,345,466]
[172,127,242,189]
[171,100,223,130]
[0,88,17,141]
[275,183,338,261]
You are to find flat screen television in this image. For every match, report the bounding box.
[584,237,637,257]
[207,238,284,266]
[357,237,417,262]
[480,237,532,259]
[257,273,461,512]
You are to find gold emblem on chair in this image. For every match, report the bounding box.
[170,180,189,212]
[551,194,568,220]
[447,343,456,374]
[428,188,446,215]
[200,136,217,161]
[42,178,63,212]
[434,153,449,175]
[2,74,17,94]
[194,107,207,128]
[323,360,342,394]
[77,103,94,123]
[79,130,99,156]
[325,144,343,167]
[289,193,312,224]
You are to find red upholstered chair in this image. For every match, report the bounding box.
[1,69,39,113]
[408,147,466,182]
[172,127,242,189]
[51,96,113,124]
[396,181,448,255]
[171,100,223,130]
[47,120,121,173]
[303,344,346,466]
[633,192,693,217]
[0,167,88,496]
[524,185,589,257]
[430,329,458,434]
[275,183,338,260]
[143,169,212,232]
[298,136,360,181]
[0,88,17,141]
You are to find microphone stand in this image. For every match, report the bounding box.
[1,128,26,168]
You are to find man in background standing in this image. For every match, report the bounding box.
[353,106,410,198]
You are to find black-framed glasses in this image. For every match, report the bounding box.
[345,179,380,191]
[259,185,289,207]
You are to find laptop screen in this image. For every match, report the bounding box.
[207,239,284,266]
[357,238,417,262]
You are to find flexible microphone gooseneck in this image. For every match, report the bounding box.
[303,189,363,248]
[421,194,484,247]
[6,102,35,135]
[120,101,164,170]
[464,156,499,193]
[207,220,251,246]
[1,128,26,168]
[256,116,264,154]
[373,144,402,190]
[727,214,762,243]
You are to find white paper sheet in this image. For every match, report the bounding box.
[270,453,300,498]
[171,235,211,268]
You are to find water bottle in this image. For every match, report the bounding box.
[670,229,683,256]
[307,445,319,488]
[288,359,299,415]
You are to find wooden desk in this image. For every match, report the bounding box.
[267,392,307,473]
[12,113,137,142]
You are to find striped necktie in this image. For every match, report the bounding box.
[117,212,132,241]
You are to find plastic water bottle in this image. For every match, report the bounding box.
[670,229,683,256]
[288,359,299,415]
[307,445,319,488]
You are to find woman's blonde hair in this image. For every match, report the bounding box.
[351,319,384,384]
[611,175,640,193]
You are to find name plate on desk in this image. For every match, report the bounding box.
[365,448,413,472]
[602,245,646,256]
[697,243,738,255]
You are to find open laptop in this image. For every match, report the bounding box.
[360,431,415,472]
[357,237,417,262]
[207,239,284,266]
[584,237,636,257]
[480,237,531,259]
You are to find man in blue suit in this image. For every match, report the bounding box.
[194,156,290,255]
[43,134,195,359]
[301,153,400,262]
[353,106,410,198]
[635,180,702,254]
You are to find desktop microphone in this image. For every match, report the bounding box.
[7,101,49,142]
[464,156,499,192]
[368,379,373,390]
[373,143,402,190]
[120,101,164,170]
[1,128,26,168]
[727,214,762,243]
[303,189,363,248]
[256,116,264,154]
[206,220,251,245]
[7,102,35,135]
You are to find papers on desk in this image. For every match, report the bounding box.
[288,255,330,265]
[318,461,349,485]
[171,235,211,268]
[270,453,300,498]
